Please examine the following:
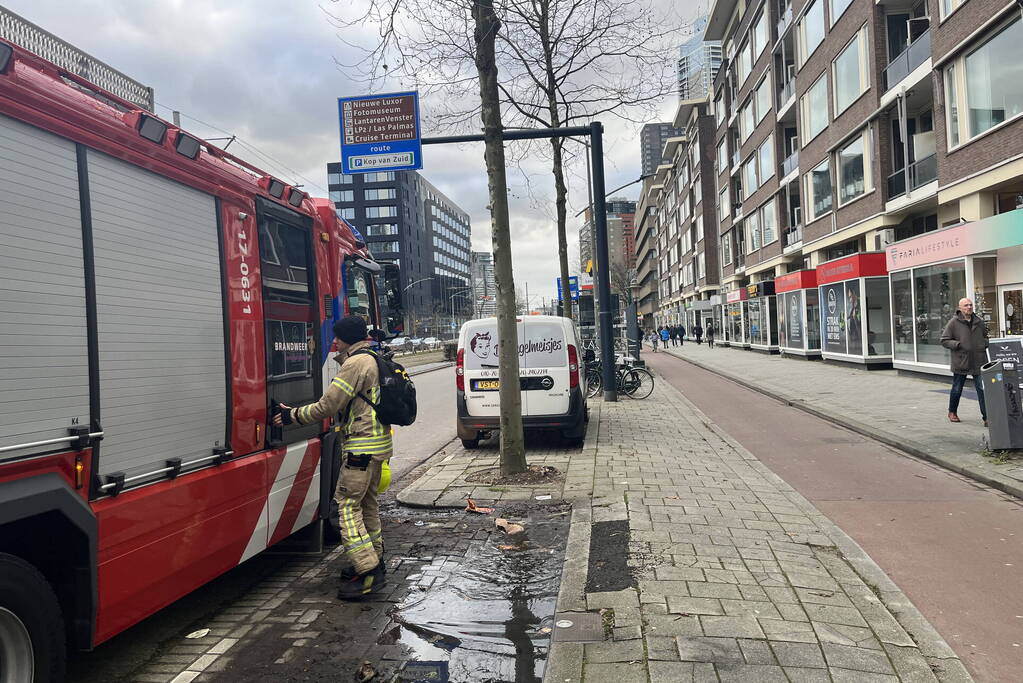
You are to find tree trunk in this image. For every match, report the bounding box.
[551,138,573,319]
[472,0,526,475]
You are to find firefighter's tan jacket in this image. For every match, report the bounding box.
[289,340,392,455]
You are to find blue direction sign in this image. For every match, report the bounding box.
[557,276,580,301]
[338,91,422,173]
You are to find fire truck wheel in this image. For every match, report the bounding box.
[0,553,66,683]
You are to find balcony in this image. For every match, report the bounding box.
[777,79,795,109]
[784,225,802,248]
[777,5,793,38]
[886,154,937,199]
[781,149,799,178]
[884,29,931,91]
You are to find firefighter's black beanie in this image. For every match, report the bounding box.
[333,315,368,344]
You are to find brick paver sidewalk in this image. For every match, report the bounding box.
[400,377,973,681]
[657,343,1023,499]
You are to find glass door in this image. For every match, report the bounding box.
[1002,286,1023,335]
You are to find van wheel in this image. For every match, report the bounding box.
[461,437,480,449]
[0,553,66,683]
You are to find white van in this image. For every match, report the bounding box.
[455,315,587,448]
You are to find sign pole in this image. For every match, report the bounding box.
[590,122,617,402]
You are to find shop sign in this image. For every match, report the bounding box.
[886,209,1023,271]
[988,337,1023,364]
[746,281,776,298]
[816,252,887,285]
[775,269,817,293]
[726,289,748,303]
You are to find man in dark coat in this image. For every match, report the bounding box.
[940,297,988,425]
[694,323,704,345]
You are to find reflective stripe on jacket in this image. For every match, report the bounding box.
[289,340,393,454]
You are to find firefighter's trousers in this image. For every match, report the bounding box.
[336,450,390,574]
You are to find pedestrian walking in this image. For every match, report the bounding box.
[940,298,989,426]
[649,330,659,351]
[694,323,704,345]
[706,323,715,348]
[275,315,392,599]
[659,326,670,349]
[669,326,678,347]
[678,324,686,347]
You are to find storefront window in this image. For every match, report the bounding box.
[749,299,763,344]
[892,270,914,360]
[865,278,892,356]
[973,257,1000,332]
[845,280,863,355]
[914,261,966,365]
[821,282,847,354]
[741,301,750,343]
[806,289,821,350]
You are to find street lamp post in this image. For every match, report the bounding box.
[448,287,473,337]
[402,277,434,336]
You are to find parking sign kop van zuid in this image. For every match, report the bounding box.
[338,91,423,173]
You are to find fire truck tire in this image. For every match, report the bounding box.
[0,553,66,683]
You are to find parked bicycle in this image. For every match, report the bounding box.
[585,355,654,400]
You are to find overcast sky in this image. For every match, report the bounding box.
[9,0,704,303]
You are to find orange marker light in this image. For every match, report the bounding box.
[74,456,85,489]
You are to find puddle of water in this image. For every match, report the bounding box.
[381,506,569,683]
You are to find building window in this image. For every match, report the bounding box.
[364,188,397,200]
[722,231,733,264]
[717,139,728,172]
[760,199,777,245]
[366,205,397,218]
[753,11,770,58]
[805,159,833,221]
[798,0,825,66]
[715,94,725,125]
[745,212,761,253]
[758,135,775,184]
[328,172,353,185]
[368,223,398,236]
[940,0,968,19]
[740,100,755,141]
[833,26,869,115]
[838,130,870,204]
[830,0,854,25]
[695,215,704,242]
[370,241,400,254]
[755,75,771,123]
[337,207,356,219]
[694,177,702,205]
[944,16,1023,145]
[800,73,829,144]
[743,158,758,199]
[738,39,752,85]
[719,187,730,220]
[329,190,354,202]
[363,171,396,183]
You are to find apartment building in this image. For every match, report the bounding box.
[640,122,685,176]
[635,176,662,329]
[470,251,497,317]
[679,17,725,101]
[703,0,1023,370]
[646,100,723,331]
[326,166,473,336]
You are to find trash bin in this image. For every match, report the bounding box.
[980,359,1023,450]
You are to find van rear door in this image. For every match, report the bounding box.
[462,319,503,417]
[519,319,570,416]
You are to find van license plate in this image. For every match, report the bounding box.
[473,379,500,391]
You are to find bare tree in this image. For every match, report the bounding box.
[495,0,682,318]
[329,0,527,473]
[609,262,637,305]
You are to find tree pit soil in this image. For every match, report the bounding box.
[464,463,564,486]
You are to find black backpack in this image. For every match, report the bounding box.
[351,349,418,426]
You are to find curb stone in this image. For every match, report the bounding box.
[665,349,1023,501]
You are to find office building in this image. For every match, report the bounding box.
[678,16,723,101]
[470,251,497,317]
[640,122,684,177]
[326,165,472,335]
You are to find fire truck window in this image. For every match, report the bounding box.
[260,218,319,442]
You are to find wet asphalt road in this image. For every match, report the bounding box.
[67,365,459,683]
[644,351,1023,682]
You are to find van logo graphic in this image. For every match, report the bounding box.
[469,331,493,360]
[540,376,554,390]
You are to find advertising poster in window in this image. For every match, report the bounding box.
[845,280,863,355]
[268,320,312,379]
[822,283,846,353]
[777,295,788,348]
[787,292,804,348]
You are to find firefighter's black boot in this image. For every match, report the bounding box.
[337,562,387,600]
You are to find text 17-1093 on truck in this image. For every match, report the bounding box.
[0,39,401,681]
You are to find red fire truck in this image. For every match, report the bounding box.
[0,39,395,680]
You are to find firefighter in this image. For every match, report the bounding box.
[273,315,390,599]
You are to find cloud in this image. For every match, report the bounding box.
[7,0,697,297]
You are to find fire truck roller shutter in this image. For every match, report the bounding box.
[86,150,227,477]
[0,115,90,459]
